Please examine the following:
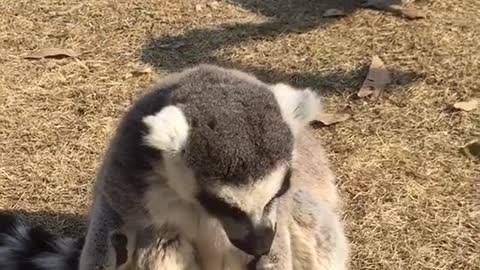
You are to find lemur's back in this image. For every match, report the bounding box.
[254,127,349,270]
[290,128,349,270]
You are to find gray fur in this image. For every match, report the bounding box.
[253,128,350,270]
[176,65,294,185]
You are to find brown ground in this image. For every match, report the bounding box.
[0,0,478,269]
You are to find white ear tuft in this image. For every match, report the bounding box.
[270,83,321,134]
[142,105,190,154]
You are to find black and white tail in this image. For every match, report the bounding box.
[0,213,84,270]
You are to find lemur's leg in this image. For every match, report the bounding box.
[79,195,135,270]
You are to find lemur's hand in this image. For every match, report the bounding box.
[250,254,277,270]
[248,226,293,270]
[247,256,260,270]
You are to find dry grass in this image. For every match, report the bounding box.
[0,0,478,269]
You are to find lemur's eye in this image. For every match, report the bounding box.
[276,168,292,198]
[264,199,275,212]
[197,190,248,220]
[264,168,292,211]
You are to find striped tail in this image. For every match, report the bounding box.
[0,212,84,270]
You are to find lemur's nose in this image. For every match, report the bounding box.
[230,223,275,256]
[250,224,275,255]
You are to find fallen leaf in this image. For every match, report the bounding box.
[132,66,153,76]
[358,55,391,98]
[363,1,425,20]
[24,48,80,60]
[157,41,186,49]
[311,112,351,126]
[124,66,153,79]
[363,0,406,9]
[397,6,426,19]
[323,9,345,17]
[462,140,480,159]
[453,99,479,112]
[386,4,426,19]
[172,41,186,49]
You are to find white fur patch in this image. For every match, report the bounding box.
[144,181,200,240]
[143,105,190,154]
[270,83,321,135]
[23,237,79,270]
[154,238,199,270]
[209,165,288,224]
[145,158,249,270]
[31,254,68,270]
[145,161,205,246]
[145,180,240,270]
[145,157,201,239]
[161,156,198,203]
[135,232,201,270]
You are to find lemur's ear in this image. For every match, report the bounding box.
[143,105,190,154]
[270,83,322,136]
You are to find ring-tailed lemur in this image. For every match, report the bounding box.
[78,64,329,270]
[0,64,349,270]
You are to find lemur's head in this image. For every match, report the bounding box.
[142,65,321,256]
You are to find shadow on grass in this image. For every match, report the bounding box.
[0,209,86,238]
[141,0,422,96]
[231,0,359,19]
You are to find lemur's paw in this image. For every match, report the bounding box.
[247,254,279,270]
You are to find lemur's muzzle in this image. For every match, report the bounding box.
[229,223,275,256]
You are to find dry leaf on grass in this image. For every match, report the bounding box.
[363,0,426,20]
[453,99,479,112]
[157,41,186,49]
[462,140,480,159]
[396,6,426,19]
[311,112,351,127]
[124,66,153,79]
[358,55,391,98]
[24,48,80,60]
[386,5,426,19]
[323,9,346,17]
[131,66,153,76]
